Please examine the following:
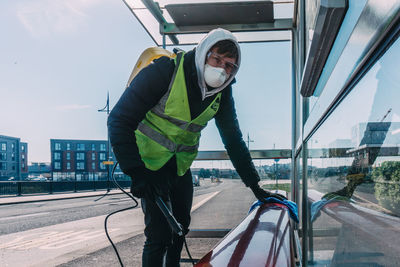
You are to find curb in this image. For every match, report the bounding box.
[0,190,126,206]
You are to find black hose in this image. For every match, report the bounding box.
[104,205,136,267]
[105,162,195,266]
[184,236,195,265]
[104,163,138,267]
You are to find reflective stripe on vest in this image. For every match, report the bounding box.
[137,122,199,152]
[150,108,205,133]
[135,51,221,175]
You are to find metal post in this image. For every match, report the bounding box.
[16,139,21,182]
[297,0,308,265]
[107,95,111,192]
[301,138,309,267]
[74,174,77,193]
[291,29,298,204]
[17,181,21,196]
[275,160,278,189]
[246,133,254,150]
[98,92,111,192]
[162,33,166,49]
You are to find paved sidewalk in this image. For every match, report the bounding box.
[0,189,125,205]
[0,191,221,267]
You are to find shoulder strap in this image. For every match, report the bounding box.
[151,52,185,115]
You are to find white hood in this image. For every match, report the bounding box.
[195,28,241,100]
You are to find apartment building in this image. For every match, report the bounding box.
[50,139,112,181]
[0,135,28,180]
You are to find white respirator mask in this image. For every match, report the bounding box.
[204,64,228,88]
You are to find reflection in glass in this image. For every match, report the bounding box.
[305,37,400,266]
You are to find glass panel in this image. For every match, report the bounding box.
[77,143,85,151]
[76,153,85,160]
[0,162,7,170]
[305,1,400,138]
[306,37,400,266]
[54,162,61,170]
[308,0,368,104]
[125,0,293,46]
[199,42,292,151]
[55,143,61,150]
[100,162,106,170]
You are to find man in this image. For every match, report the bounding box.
[108,28,285,267]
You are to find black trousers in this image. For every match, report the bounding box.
[141,159,193,267]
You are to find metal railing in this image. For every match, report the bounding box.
[0,180,131,196]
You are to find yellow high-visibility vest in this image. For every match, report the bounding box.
[135,52,221,175]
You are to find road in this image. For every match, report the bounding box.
[0,179,258,267]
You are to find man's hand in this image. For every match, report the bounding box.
[130,167,168,200]
[250,183,287,202]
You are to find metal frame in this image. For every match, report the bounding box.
[121,0,400,266]
[161,19,293,35]
[141,0,180,45]
[186,229,231,238]
[196,149,292,161]
[299,0,348,97]
[122,0,301,264]
[124,0,295,46]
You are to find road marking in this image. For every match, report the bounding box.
[0,212,50,222]
[2,231,76,250]
[191,191,220,212]
[0,229,119,250]
[40,229,119,249]
[0,231,59,249]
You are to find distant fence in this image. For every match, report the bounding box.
[0,180,131,196]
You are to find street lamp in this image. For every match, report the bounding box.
[98,91,111,192]
[246,133,254,150]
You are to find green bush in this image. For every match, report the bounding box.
[372,161,400,212]
[262,183,291,193]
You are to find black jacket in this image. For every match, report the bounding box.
[107,50,259,187]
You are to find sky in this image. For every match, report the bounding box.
[0,0,292,164]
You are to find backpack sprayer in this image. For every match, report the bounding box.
[103,163,194,267]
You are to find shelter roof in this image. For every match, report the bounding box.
[123,0,295,46]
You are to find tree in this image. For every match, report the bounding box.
[199,168,211,178]
[372,161,400,212]
[212,168,220,177]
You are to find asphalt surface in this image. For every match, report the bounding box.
[58,179,256,267]
[0,193,134,235]
[0,179,257,267]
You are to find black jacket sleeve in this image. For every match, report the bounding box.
[214,87,260,187]
[107,57,174,176]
